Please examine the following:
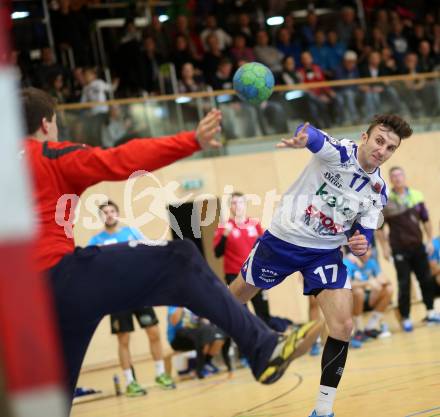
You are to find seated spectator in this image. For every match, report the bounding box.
[170,15,204,60]
[276,27,301,66]
[144,15,171,61]
[167,307,226,378]
[432,24,440,64]
[297,51,340,128]
[200,15,232,51]
[369,26,389,51]
[399,52,430,117]
[253,30,284,75]
[100,105,134,148]
[178,62,206,93]
[229,34,255,66]
[408,22,429,52]
[381,47,399,75]
[344,249,393,343]
[309,30,333,78]
[336,6,357,46]
[231,12,257,47]
[300,10,319,48]
[33,47,67,90]
[139,36,164,95]
[418,40,436,72]
[359,51,405,118]
[203,33,226,81]
[388,19,410,68]
[349,26,371,66]
[334,50,361,125]
[326,30,347,77]
[173,35,202,79]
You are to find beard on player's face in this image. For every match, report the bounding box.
[105,217,118,227]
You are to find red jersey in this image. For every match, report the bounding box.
[25,132,200,272]
[213,219,264,274]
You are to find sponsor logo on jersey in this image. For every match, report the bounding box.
[324,171,343,188]
[304,204,343,235]
[316,183,356,218]
[372,182,381,193]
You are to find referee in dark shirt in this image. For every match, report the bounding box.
[377,167,440,331]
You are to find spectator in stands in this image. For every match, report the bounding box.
[51,0,90,66]
[69,67,85,103]
[144,15,171,61]
[173,34,201,79]
[359,51,405,118]
[418,40,436,72]
[349,26,371,66]
[178,62,206,93]
[369,26,389,51]
[381,47,399,75]
[408,22,429,52]
[276,27,301,66]
[336,6,357,46]
[334,50,361,125]
[326,30,347,76]
[48,72,69,105]
[171,15,204,60]
[11,50,33,88]
[230,34,255,65]
[33,47,66,90]
[203,33,227,82]
[430,24,440,65]
[254,30,284,75]
[297,51,339,128]
[101,105,133,148]
[139,36,163,94]
[374,9,390,38]
[399,52,429,117]
[388,19,410,67]
[200,15,232,52]
[232,12,256,47]
[309,30,332,78]
[115,18,143,97]
[300,10,319,48]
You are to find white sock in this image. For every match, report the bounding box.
[353,315,363,332]
[123,368,135,386]
[155,360,165,377]
[315,385,337,415]
[366,311,383,330]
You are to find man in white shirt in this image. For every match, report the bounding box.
[230,114,412,417]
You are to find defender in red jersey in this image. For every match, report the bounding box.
[21,88,323,407]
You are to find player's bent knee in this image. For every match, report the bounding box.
[329,317,353,341]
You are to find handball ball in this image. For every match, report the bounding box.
[233,62,275,105]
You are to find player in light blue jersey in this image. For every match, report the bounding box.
[230,114,413,417]
[88,200,176,395]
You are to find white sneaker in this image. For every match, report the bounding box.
[378,323,392,339]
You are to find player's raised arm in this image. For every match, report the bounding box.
[276,122,310,149]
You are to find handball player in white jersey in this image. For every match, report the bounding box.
[230,114,412,417]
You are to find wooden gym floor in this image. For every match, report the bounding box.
[72,305,440,417]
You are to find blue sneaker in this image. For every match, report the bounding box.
[350,337,362,349]
[402,318,413,332]
[204,363,220,374]
[310,342,321,356]
[309,410,334,417]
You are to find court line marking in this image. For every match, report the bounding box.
[405,407,440,417]
[232,372,303,417]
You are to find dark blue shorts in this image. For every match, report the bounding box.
[240,231,350,294]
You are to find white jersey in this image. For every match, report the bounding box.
[269,125,388,249]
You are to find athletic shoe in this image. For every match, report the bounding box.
[350,336,362,349]
[258,320,323,385]
[378,323,392,339]
[239,358,250,368]
[155,373,176,390]
[402,318,414,332]
[364,329,381,339]
[125,381,147,397]
[310,342,321,356]
[204,363,220,374]
[309,410,335,417]
[353,330,367,342]
[424,312,440,325]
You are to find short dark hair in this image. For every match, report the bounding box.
[389,166,404,175]
[21,87,56,135]
[366,114,413,141]
[231,192,244,198]
[98,200,119,213]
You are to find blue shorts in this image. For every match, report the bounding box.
[241,231,350,295]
